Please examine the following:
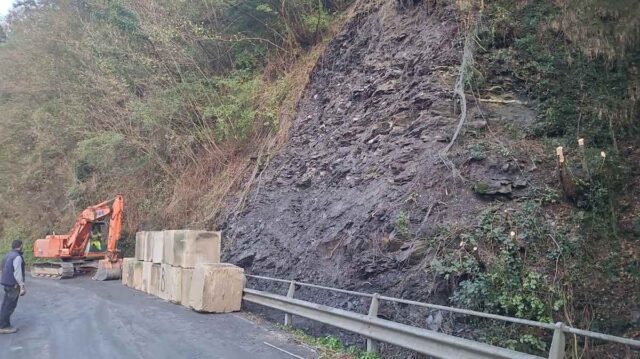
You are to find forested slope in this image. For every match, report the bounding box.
[0,0,351,246]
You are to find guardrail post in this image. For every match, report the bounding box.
[366,293,380,353]
[284,281,296,326]
[548,322,565,359]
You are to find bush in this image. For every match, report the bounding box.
[0,224,37,266]
[432,203,565,353]
[74,132,125,179]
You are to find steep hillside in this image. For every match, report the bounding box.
[226,1,463,295]
[0,0,638,356]
[0,0,351,249]
[224,0,640,356]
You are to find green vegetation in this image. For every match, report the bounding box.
[282,326,380,359]
[477,0,639,145]
[394,212,410,239]
[430,202,570,354]
[0,0,352,254]
[0,225,38,265]
[428,0,640,355]
[433,203,564,322]
[468,143,487,161]
[476,0,638,220]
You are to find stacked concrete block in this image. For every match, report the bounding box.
[134,232,146,261]
[142,261,153,293]
[122,230,242,313]
[163,231,221,268]
[188,263,244,313]
[132,261,143,290]
[122,258,135,287]
[158,263,182,303]
[149,263,161,297]
[151,231,164,264]
[180,268,194,308]
[144,232,154,262]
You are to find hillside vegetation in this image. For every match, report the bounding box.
[0,0,351,245]
[0,0,639,357]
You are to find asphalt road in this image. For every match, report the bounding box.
[0,275,317,359]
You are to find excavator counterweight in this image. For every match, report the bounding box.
[32,195,124,280]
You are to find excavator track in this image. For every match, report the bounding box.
[31,262,76,279]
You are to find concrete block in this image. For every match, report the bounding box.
[163,230,177,265]
[134,232,146,261]
[151,231,164,264]
[122,258,136,287]
[163,230,221,268]
[158,264,183,303]
[188,263,244,313]
[142,261,153,293]
[144,232,154,262]
[180,268,193,308]
[132,261,143,291]
[149,263,161,297]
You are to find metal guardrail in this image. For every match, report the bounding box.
[243,274,640,359]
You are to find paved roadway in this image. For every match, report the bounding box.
[0,275,317,359]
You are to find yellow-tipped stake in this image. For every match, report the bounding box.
[556,146,565,164]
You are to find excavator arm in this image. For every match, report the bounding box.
[63,195,124,260]
[106,195,123,260]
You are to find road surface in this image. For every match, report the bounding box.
[0,275,317,359]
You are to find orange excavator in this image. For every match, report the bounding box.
[32,195,124,280]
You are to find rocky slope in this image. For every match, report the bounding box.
[226,0,458,296]
[224,0,535,315]
[222,0,637,357]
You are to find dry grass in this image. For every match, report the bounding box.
[160,8,356,230]
[553,0,640,60]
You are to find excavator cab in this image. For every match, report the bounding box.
[87,222,106,253]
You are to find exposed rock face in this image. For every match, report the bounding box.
[225,1,462,305]
[222,2,541,349]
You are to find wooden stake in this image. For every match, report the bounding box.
[556,146,576,200]
[556,146,565,165]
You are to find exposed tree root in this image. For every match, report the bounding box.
[441,19,478,155]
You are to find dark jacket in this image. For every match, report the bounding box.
[1,250,25,287]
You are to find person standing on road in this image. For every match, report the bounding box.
[0,240,26,334]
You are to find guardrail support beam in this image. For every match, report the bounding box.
[284,281,296,326]
[367,293,380,353]
[548,322,565,359]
